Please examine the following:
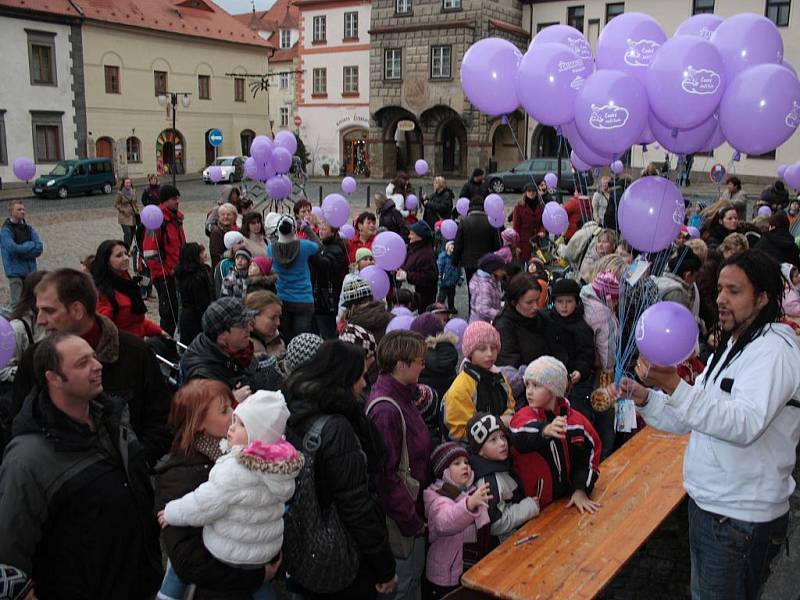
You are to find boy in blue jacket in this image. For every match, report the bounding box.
[437,241,463,314]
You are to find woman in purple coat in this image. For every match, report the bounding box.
[398,221,438,310]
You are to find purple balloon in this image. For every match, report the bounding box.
[405,194,419,211]
[574,69,649,156]
[516,42,591,126]
[456,197,470,216]
[544,172,558,189]
[611,160,624,175]
[360,265,390,301]
[697,114,726,153]
[778,164,788,180]
[531,24,593,63]
[596,12,667,86]
[711,14,783,83]
[618,176,685,253]
[570,150,592,172]
[687,226,701,239]
[0,317,15,369]
[341,176,357,194]
[386,314,414,332]
[719,64,800,156]
[542,201,568,236]
[311,205,324,219]
[461,38,522,116]
[635,301,699,366]
[141,204,164,230]
[266,176,283,198]
[415,159,429,176]
[649,113,718,155]
[12,157,36,182]
[441,219,458,240]
[674,14,724,40]
[444,317,469,351]
[488,212,505,228]
[322,193,350,228]
[250,135,273,163]
[784,163,800,189]
[784,61,798,78]
[339,223,356,240]
[638,122,656,145]
[758,205,773,217]
[646,36,725,130]
[564,122,617,167]
[484,193,505,218]
[372,231,407,271]
[272,146,292,173]
[392,306,413,317]
[208,166,223,183]
[275,130,298,155]
[244,156,258,179]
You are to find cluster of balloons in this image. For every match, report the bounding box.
[242,131,298,200]
[12,157,36,182]
[460,12,800,169]
[778,162,800,190]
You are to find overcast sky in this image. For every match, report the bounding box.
[215,0,276,15]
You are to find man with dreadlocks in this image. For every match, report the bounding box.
[612,249,800,600]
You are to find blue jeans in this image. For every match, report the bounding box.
[688,498,788,600]
[280,305,314,344]
[159,563,277,600]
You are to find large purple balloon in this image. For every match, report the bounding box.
[386,315,414,332]
[649,113,718,155]
[12,157,36,182]
[635,301,699,366]
[531,24,593,63]
[444,317,468,351]
[208,166,223,183]
[618,176,685,253]
[415,159,429,176]
[405,194,419,211]
[611,160,624,175]
[141,204,164,230]
[544,172,558,189]
[646,36,725,130]
[516,42,590,126]
[569,150,592,172]
[711,13,783,83]
[339,223,356,240]
[244,156,258,179]
[250,135,273,163]
[372,231,407,271]
[696,115,725,153]
[488,212,505,228]
[574,69,649,156]
[441,219,458,240]
[360,265,390,300]
[638,122,656,145]
[461,38,522,116]
[784,163,800,189]
[777,164,788,180]
[563,121,617,167]
[272,146,293,173]
[266,176,283,198]
[341,176,357,194]
[0,317,15,370]
[311,205,323,219]
[596,13,667,85]
[542,201,568,236]
[719,64,800,157]
[456,197,470,217]
[784,61,798,78]
[322,193,350,228]
[484,193,504,218]
[275,130,298,155]
[674,13,724,40]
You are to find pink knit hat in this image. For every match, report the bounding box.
[501,228,519,245]
[462,321,501,360]
[251,256,272,275]
[591,271,620,302]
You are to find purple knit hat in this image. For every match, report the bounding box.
[431,441,469,478]
[410,313,444,339]
[591,271,620,302]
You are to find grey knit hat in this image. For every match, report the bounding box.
[284,333,324,374]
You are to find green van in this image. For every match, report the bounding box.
[32,158,116,199]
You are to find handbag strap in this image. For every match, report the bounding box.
[366,396,411,482]
[303,414,334,455]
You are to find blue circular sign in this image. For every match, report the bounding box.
[208,129,223,147]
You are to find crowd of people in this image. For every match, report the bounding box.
[0,160,799,600]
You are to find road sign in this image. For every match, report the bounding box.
[208,129,223,147]
[294,115,302,127]
[709,163,726,184]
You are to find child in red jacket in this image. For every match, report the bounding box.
[510,356,602,513]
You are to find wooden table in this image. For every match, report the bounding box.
[461,426,689,600]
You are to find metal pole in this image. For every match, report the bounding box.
[171,93,177,188]
[318,185,323,205]
[366,184,371,207]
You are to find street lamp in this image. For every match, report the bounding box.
[157,92,192,187]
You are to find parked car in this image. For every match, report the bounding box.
[32,158,116,199]
[203,156,245,183]
[486,158,594,195]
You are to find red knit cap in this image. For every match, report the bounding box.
[462,321,501,360]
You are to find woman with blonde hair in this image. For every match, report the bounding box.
[718,232,749,259]
[245,289,285,358]
[209,202,239,267]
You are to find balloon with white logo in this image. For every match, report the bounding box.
[531,24,594,64]
[596,12,667,86]
[711,13,783,83]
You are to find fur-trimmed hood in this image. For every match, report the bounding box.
[425,331,459,349]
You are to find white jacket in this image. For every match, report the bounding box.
[475,471,539,539]
[640,324,800,523]
[164,443,304,565]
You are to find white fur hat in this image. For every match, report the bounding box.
[234,390,290,444]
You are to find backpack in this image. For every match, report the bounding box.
[283,415,360,594]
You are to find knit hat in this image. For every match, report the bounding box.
[410,313,444,339]
[591,271,620,302]
[355,247,374,263]
[341,276,373,307]
[159,184,180,203]
[251,256,272,275]
[202,297,258,340]
[551,278,581,299]
[234,390,289,444]
[284,333,324,374]
[445,240,455,254]
[466,413,505,453]
[0,565,33,600]
[501,228,519,245]
[478,253,506,274]
[410,220,433,241]
[431,441,469,478]
[339,323,377,358]
[523,356,569,398]
[462,321,501,360]
[498,365,525,401]
[277,215,296,243]
[234,248,252,262]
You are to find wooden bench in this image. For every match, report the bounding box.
[460,426,689,600]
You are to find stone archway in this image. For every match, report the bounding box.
[156,129,185,176]
[341,127,369,176]
[372,106,423,179]
[531,124,560,158]
[420,105,468,178]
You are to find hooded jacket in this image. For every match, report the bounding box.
[346,300,394,345]
[143,205,186,279]
[580,284,618,372]
[755,228,800,268]
[443,363,515,441]
[0,218,43,279]
[175,262,215,345]
[419,332,459,401]
[378,201,409,240]
[452,209,502,270]
[655,272,701,317]
[267,238,320,304]
[437,248,463,289]
[493,305,569,369]
[468,270,503,323]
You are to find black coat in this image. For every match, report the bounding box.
[310,236,350,316]
[419,333,459,401]
[377,202,409,241]
[549,305,595,382]
[403,240,438,307]
[175,263,215,345]
[451,211,502,270]
[459,179,489,202]
[153,451,264,599]
[494,306,569,369]
[423,187,455,226]
[755,229,800,268]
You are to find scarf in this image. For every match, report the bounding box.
[193,433,225,462]
[467,362,509,417]
[121,187,134,201]
[111,271,147,315]
[81,318,102,350]
[222,340,255,368]
[3,218,32,245]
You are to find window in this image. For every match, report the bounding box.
[385,49,402,80]
[430,45,452,79]
[343,65,359,94]
[27,30,56,85]
[30,111,63,162]
[104,65,120,94]
[396,0,412,14]
[279,72,290,89]
[692,0,715,14]
[443,0,461,9]
[126,136,141,162]
[312,67,327,95]
[344,11,358,38]
[0,112,7,165]
[154,70,168,96]
[747,149,777,160]
[241,129,255,155]
[605,2,624,22]
[280,107,289,128]
[234,77,245,102]
[312,16,326,42]
[567,6,585,33]
[279,29,291,48]
[198,75,211,99]
[537,21,559,32]
[766,0,790,26]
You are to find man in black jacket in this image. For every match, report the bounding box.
[452,196,502,299]
[0,333,162,599]
[423,176,455,227]
[459,168,489,202]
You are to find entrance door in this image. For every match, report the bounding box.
[342,128,369,175]
[205,129,216,166]
[157,130,185,176]
[531,125,559,158]
[96,137,114,159]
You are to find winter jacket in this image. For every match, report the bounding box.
[268,238,320,304]
[97,288,163,338]
[452,211,502,271]
[591,191,609,224]
[378,202,409,240]
[209,224,238,268]
[175,263,215,345]
[220,269,248,298]
[310,236,350,316]
[347,234,375,264]
[549,305,595,384]
[0,219,43,279]
[493,305,569,369]
[367,374,434,536]
[655,273,700,317]
[164,442,303,566]
[443,362,515,441]
[560,222,600,273]
[423,475,489,587]
[419,332,459,402]
[720,188,748,218]
[756,229,800,268]
[12,315,171,465]
[0,389,162,599]
[141,184,161,207]
[114,190,140,226]
[468,270,502,323]
[143,205,186,279]
[510,396,602,510]
[386,182,408,218]
[424,187,455,227]
[580,284,618,371]
[469,454,539,538]
[154,450,267,600]
[346,300,394,345]
[403,240,438,305]
[459,179,489,202]
[563,195,592,240]
[437,249,463,289]
[511,200,545,262]
[703,221,741,252]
